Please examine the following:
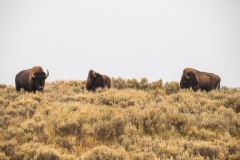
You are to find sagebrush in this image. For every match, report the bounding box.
[0,78,239,159]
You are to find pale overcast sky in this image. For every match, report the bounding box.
[0,1,240,87]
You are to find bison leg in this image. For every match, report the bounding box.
[91,86,96,92]
[16,87,21,92]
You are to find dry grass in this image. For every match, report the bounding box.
[0,79,240,159]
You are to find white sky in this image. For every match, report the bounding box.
[1,0,240,87]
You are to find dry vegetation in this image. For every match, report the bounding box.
[0,78,240,160]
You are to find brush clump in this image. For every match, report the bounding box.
[0,79,240,159]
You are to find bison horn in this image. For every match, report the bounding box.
[185,74,189,79]
[93,72,96,78]
[31,73,35,78]
[45,69,49,78]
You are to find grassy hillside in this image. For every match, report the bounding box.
[0,78,240,160]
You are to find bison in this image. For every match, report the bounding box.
[15,66,49,92]
[86,70,111,91]
[180,68,221,92]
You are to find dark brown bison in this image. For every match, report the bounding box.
[180,68,220,92]
[15,66,49,92]
[86,70,111,91]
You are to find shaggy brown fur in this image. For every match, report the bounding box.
[86,70,111,91]
[180,68,220,92]
[15,66,49,92]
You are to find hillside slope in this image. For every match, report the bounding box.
[0,80,240,160]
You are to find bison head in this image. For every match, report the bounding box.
[31,70,49,91]
[180,71,198,89]
[88,70,97,79]
[186,71,198,86]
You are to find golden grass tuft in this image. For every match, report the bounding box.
[0,80,240,159]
